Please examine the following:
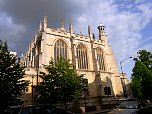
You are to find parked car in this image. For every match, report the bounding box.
[108,99,141,114]
[9,104,74,114]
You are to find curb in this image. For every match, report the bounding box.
[83,109,111,114]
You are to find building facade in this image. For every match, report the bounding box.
[21,16,124,105]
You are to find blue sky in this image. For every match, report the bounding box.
[0,0,152,79]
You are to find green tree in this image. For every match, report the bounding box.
[0,40,29,111]
[36,57,85,109]
[131,50,152,100]
[137,50,152,69]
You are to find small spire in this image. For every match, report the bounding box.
[44,16,48,23]
[93,33,95,39]
[21,53,24,58]
[88,25,92,38]
[80,32,82,35]
[69,20,73,34]
[61,18,64,28]
[39,20,42,31]
[44,16,48,29]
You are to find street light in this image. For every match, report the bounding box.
[31,76,34,104]
[120,56,132,98]
[81,74,88,109]
[95,71,102,105]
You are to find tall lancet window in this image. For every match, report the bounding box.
[76,44,88,69]
[54,39,67,62]
[96,48,106,71]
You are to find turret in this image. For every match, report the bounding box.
[97,24,106,40]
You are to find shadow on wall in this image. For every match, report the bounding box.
[88,74,114,98]
[77,73,119,112]
[86,73,115,105]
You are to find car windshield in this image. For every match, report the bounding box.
[117,101,139,109]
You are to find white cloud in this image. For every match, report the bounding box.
[139,35,152,52]
[135,0,149,4]
[139,44,152,52]
[0,0,151,78]
[77,14,87,23]
[73,0,152,78]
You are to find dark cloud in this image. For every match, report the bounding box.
[0,0,83,25]
[0,0,84,55]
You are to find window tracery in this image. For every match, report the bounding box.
[96,48,106,71]
[76,44,88,69]
[54,39,67,62]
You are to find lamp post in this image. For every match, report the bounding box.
[120,57,132,98]
[95,71,102,105]
[31,76,34,104]
[82,74,88,109]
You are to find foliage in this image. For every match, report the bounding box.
[0,40,29,111]
[131,50,152,100]
[137,50,152,69]
[36,57,85,109]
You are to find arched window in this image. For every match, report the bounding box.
[54,39,67,62]
[76,44,88,69]
[96,48,106,71]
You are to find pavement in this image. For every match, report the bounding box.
[83,109,111,114]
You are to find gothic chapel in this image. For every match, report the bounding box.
[21,16,124,105]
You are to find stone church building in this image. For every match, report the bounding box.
[21,16,127,105]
